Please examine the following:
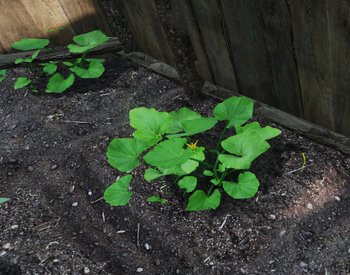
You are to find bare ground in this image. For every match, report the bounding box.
[1,57,350,275]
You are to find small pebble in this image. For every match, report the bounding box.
[156,259,160,265]
[145,243,150,250]
[84,267,90,274]
[136,267,143,272]
[72,202,78,207]
[335,196,340,201]
[10,225,18,229]
[307,203,313,210]
[7,172,12,176]
[268,214,276,220]
[51,164,57,170]
[269,260,275,264]
[28,166,34,172]
[53,259,59,263]
[2,243,11,249]
[280,230,286,237]
[300,261,308,268]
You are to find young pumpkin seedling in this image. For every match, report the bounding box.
[0,30,115,93]
[104,96,281,211]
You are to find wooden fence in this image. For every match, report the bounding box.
[2,0,350,154]
[0,0,113,54]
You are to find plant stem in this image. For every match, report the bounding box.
[207,185,215,197]
[215,123,230,151]
[189,158,214,169]
[80,50,90,67]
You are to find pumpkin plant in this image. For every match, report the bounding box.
[104,96,281,211]
[0,30,114,93]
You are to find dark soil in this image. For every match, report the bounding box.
[1,57,350,275]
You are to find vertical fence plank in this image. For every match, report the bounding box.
[176,0,213,83]
[258,0,303,118]
[57,0,113,36]
[290,0,334,130]
[187,0,239,93]
[0,1,42,53]
[121,0,174,66]
[328,1,350,137]
[221,0,276,107]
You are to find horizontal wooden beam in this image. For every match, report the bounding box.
[0,39,123,70]
[202,82,350,156]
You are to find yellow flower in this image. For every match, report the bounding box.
[186,140,199,150]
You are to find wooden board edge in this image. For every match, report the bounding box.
[201,81,350,156]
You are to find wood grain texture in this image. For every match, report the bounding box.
[188,0,239,92]
[121,0,174,66]
[328,1,350,137]
[0,1,42,53]
[220,0,276,107]
[176,0,213,83]
[58,0,113,36]
[19,0,76,48]
[258,0,303,118]
[289,0,334,130]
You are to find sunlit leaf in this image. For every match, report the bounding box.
[104,175,132,206]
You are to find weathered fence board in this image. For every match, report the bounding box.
[328,1,350,137]
[290,0,334,131]
[258,0,303,117]
[0,0,113,54]
[188,0,238,92]
[120,0,174,66]
[220,0,277,107]
[175,0,214,83]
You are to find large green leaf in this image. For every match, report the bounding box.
[72,62,105,78]
[107,138,150,172]
[130,107,172,146]
[178,176,197,193]
[219,131,270,169]
[213,96,253,127]
[167,117,217,139]
[46,73,75,93]
[187,189,221,211]
[235,122,281,140]
[179,146,205,174]
[167,108,201,133]
[104,175,132,206]
[144,167,176,181]
[144,138,193,168]
[68,30,109,53]
[11,38,49,51]
[223,172,259,199]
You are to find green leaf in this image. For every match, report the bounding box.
[63,61,74,67]
[68,30,109,53]
[144,138,193,168]
[40,63,57,74]
[191,146,205,161]
[0,198,10,204]
[130,107,172,146]
[210,179,220,185]
[178,176,197,193]
[72,62,105,78]
[167,117,217,139]
[223,172,259,199]
[14,77,31,89]
[180,159,199,174]
[144,168,162,181]
[107,138,150,172]
[219,131,270,169]
[213,96,253,127]
[203,170,214,176]
[85,58,105,63]
[11,38,49,51]
[235,122,281,140]
[147,195,165,204]
[32,49,40,59]
[0,70,7,82]
[104,175,132,206]
[187,189,221,211]
[218,164,225,172]
[167,108,201,133]
[46,73,75,93]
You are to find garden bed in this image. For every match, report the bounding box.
[0,57,350,274]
